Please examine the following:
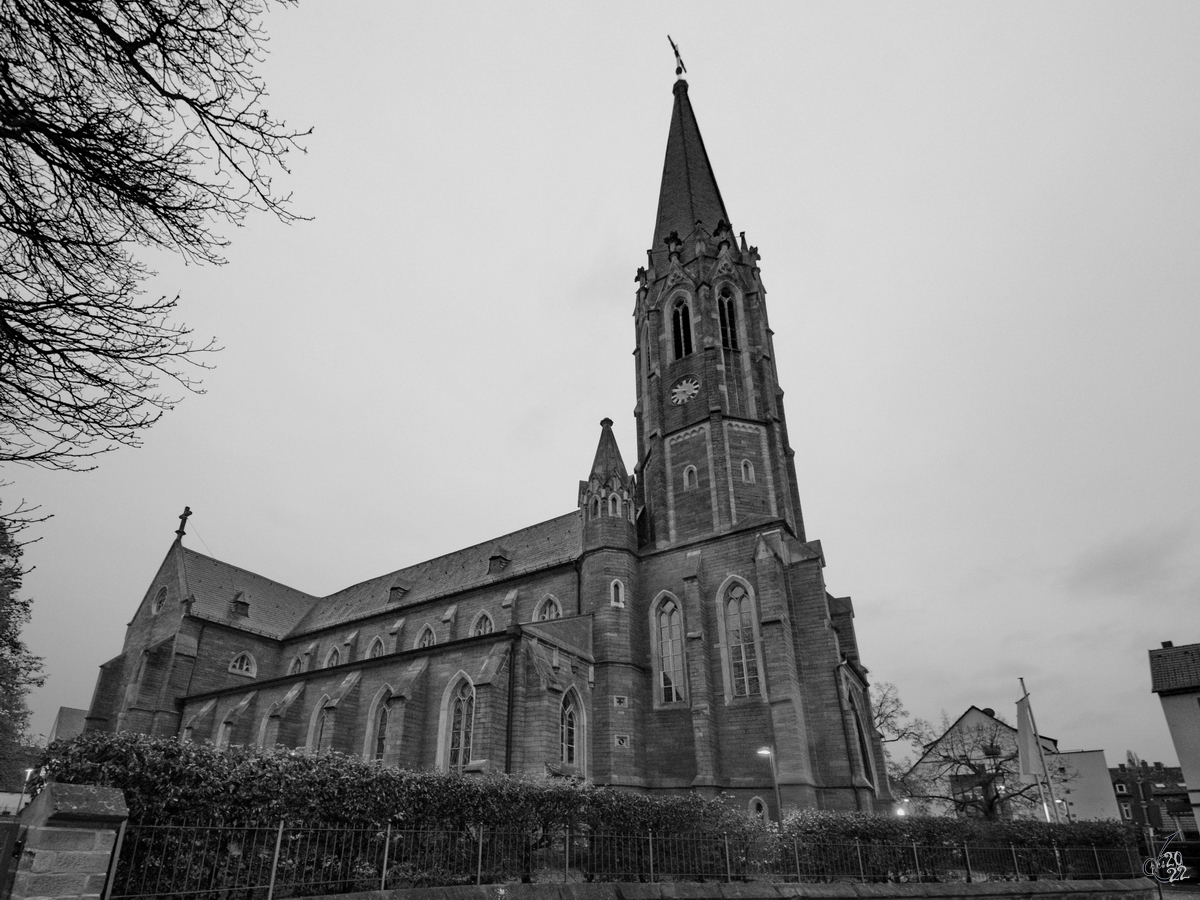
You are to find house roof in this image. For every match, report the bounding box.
[1149,642,1200,693]
[286,511,582,636]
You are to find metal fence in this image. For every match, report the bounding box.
[104,820,1143,900]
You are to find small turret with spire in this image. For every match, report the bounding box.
[579,418,636,551]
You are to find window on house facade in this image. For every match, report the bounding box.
[448,681,474,774]
[656,597,686,703]
[718,287,739,350]
[672,300,693,359]
[417,627,436,648]
[368,637,385,659]
[472,613,495,636]
[1115,783,1128,794]
[749,797,768,820]
[229,652,257,677]
[374,702,389,763]
[683,465,698,489]
[561,692,580,766]
[535,596,562,620]
[724,582,761,698]
[1121,802,1132,819]
[324,647,340,668]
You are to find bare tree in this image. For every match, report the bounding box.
[870,681,933,783]
[897,709,1074,820]
[0,0,307,470]
[0,509,44,780]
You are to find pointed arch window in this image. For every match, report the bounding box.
[535,596,562,621]
[718,286,739,350]
[610,579,625,608]
[724,582,762,698]
[561,692,579,765]
[374,702,390,763]
[416,626,436,649]
[472,612,495,636]
[314,710,329,755]
[324,647,340,668]
[608,494,620,516]
[229,652,257,677]
[848,690,877,789]
[672,300,693,359]
[288,656,303,676]
[368,637,385,659]
[448,681,475,773]
[590,497,600,518]
[656,598,686,703]
[741,460,755,483]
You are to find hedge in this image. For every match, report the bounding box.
[39,733,1136,849]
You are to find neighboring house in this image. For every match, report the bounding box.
[47,707,88,744]
[80,75,893,818]
[904,706,1117,821]
[1150,641,1200,830]
[1111,761,1198,837]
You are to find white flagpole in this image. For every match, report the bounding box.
[1020,678,1061,824]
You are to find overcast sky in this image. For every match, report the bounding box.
[13,2,1200,771]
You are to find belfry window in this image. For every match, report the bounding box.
[724,582,761,698]
[448,681,475,773]
[656,598,686,703]
[718,287,739,350]
[672,300,693,359]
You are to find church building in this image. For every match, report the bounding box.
[85,75,893,816]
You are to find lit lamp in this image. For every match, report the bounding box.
[15,768,33,814]
[757,746,783,821]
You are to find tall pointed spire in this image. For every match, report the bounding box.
[650,79,729,269]
[588,417,628,483]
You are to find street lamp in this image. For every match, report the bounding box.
[757,746,783,821]
[15,768,33,814]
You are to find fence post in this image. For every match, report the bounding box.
[1091,845,1101,878]
[912,841,921,882]
[724,833,732,883]
[856,839,865,882]
[648,830,655,883]
[477,826,485,886]
[963,842,972,883]
[380,822,391,891]
[1010,843,1021,879]
[793,838,801,883]
[1054,845,1063,880]
[564,826,570,883]
[266,820,285,900]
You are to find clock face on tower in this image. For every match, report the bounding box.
[669,376,701,405]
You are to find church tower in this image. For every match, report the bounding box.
[634,79,805,550]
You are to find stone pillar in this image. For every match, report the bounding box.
[11,783,129,900]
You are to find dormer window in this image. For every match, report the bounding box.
[388,582,410,603]
[488,544,512,575]
[672,299,693,359]
[229,592,250,617]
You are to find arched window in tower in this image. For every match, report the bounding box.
[672,299,693,359]
[718,286,739,350]
[368,637,385,659]
[590,497,600,518]
[448,681,475,773]
[741,460,755,483]
[683,465,698,490]
[608,493,620,516]
[535,596,562,621]
[656,598,686,703]
[724,582,762,698]
[374,702,389,763]
[610,579,625,608]
[472,612,495,636]
[561,692,580,765]
[416,626,436,649]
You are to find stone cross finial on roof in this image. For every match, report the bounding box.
[176,506,192,537]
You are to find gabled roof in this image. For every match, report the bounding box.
[286,511,582,636]
[650,79,729,270]
[909,705,1058,772]
[180,546,319,639]
[1150,642,1200,694]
